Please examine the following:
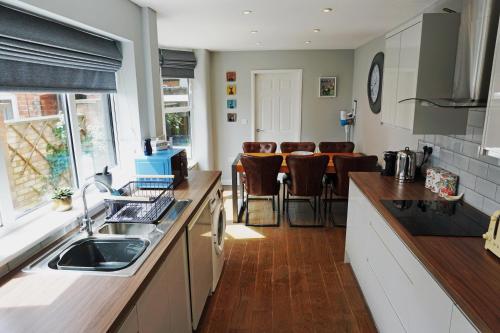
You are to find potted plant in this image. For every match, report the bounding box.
[52,187,74,212]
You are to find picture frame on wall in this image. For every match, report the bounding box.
[227,99,237,109]
[227,113,237,122]
[226,71,236,82]
[319,77,337,98]
[227,84,236,96]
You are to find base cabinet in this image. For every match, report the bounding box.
[345,180,478,333]
[118,231,191,333]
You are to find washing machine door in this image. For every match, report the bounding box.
[214,205,226,255]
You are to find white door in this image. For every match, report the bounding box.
[253,70,302,142]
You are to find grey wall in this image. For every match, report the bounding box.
[351,0,500,215]
[211,50,354,182]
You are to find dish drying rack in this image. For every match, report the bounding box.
[104,177,175,224]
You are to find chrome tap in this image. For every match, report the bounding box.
[80,180,113,236]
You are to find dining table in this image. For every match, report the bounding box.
[231,152,361,222]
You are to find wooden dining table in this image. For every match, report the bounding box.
[231,152,361,222]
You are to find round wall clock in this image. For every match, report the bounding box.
[367,52,384,114]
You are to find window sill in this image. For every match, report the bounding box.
[0,190,106,278]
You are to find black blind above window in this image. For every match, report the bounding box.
[159,49,197,79]
[0,5,122,92]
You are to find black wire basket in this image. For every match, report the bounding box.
[104,180,175,223]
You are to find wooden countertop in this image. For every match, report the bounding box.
[0,170,221,333]
[350,172,500,333]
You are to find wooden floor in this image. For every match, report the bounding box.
[197,196,376,333]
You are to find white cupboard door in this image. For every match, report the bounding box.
[483,22,500,156]
[450,305,478,333]
[381,33,401,125]
[117,306,139,333]
[395,22,422,130]
[255,71,302,143]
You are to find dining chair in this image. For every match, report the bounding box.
[242,141,277,153]
[328,155,378,226]
[280,142,316,153]
[284,155,329,227]
[240,154,283,226]
[318,141,355,153]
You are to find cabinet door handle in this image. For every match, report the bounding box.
[256,128,264,132]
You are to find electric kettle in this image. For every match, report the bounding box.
[395,147,417,183]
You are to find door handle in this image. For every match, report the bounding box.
[256,128,264,132]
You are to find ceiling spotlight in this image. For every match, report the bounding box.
[242,10,253,15]
[322,8,333,13]
[251,30,258,34]
[305,41,311,44]
[313,28,321,33]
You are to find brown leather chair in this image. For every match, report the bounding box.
[284,155,329,226]
[280,142,316,153]
[240,154,283,226]
[242,142,277,153]
[318,141,355,153]
[327,155,378,226]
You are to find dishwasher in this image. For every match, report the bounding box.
[187,197,213,330]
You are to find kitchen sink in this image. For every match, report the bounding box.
[98,223,157,236]
[48,238,149,272]
[23,199,192,276]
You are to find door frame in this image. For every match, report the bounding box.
[250,69,303,141]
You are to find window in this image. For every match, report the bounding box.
[162,78,192,158]
[0,92,117,222]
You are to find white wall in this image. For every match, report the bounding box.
[211,50,354,183]
[4,0,162,174]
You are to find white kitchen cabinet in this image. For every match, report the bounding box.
[381,13,468,134]
[345,180,475,333]
[450,305,478,333]
[136,231,191,333]
[482,18,500,159]
[117,306,139,333]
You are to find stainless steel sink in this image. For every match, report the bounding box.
[23,199,192,276]
[98,223,156,236]
[48,238,149,272]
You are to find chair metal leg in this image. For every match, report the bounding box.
[272,195,276,211]
[245,191,250,225]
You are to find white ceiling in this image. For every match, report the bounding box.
[131,0,440,51]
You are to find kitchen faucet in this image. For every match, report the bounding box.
[80,180,114,236]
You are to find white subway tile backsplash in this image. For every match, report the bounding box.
[462,141,480,158]
[468,159,489,178]
[458,170,476,189]
[441,149,454,164]
[497,186,500,202]
[487,165,500,183]
[464,188,484,210]
[483,198,500,216]
[475,178,497,199]
[453,154,469,170]
[467,110,486,127]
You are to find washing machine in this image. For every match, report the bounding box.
[210,183,226,291]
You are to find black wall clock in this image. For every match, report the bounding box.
[367,52,384,114]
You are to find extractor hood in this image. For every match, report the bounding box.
[400,0,500,109]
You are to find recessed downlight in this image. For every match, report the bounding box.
[256,42,262,46]
[242,10,253,15]
[250,30,258,34]
[322,8,333,13]
[305,41,312,44]
[313,28,321,33]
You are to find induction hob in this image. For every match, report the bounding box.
[380,200,489,237]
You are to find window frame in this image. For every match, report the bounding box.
[161,78,193,157]
[0,92,118,235]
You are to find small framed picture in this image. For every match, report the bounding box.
[227,113,237,122]
[227,84,236,96]
[226,71,236,82]
[319,77,337,98]
[227,99,237,109]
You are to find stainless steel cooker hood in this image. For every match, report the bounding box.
[401,0,500,109]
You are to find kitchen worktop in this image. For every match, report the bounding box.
[0,170,221,333]
[350,172,500,333]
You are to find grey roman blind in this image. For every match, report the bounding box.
[0,5,122,92]
[159,49,197,78]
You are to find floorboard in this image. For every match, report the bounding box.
[197,192,376,333]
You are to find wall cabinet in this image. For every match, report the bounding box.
[345,180,478,333]
[381,13,468,134]
[482,18,500,160]
[125,231,191,333]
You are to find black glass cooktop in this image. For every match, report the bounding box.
[381,200,489,237]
